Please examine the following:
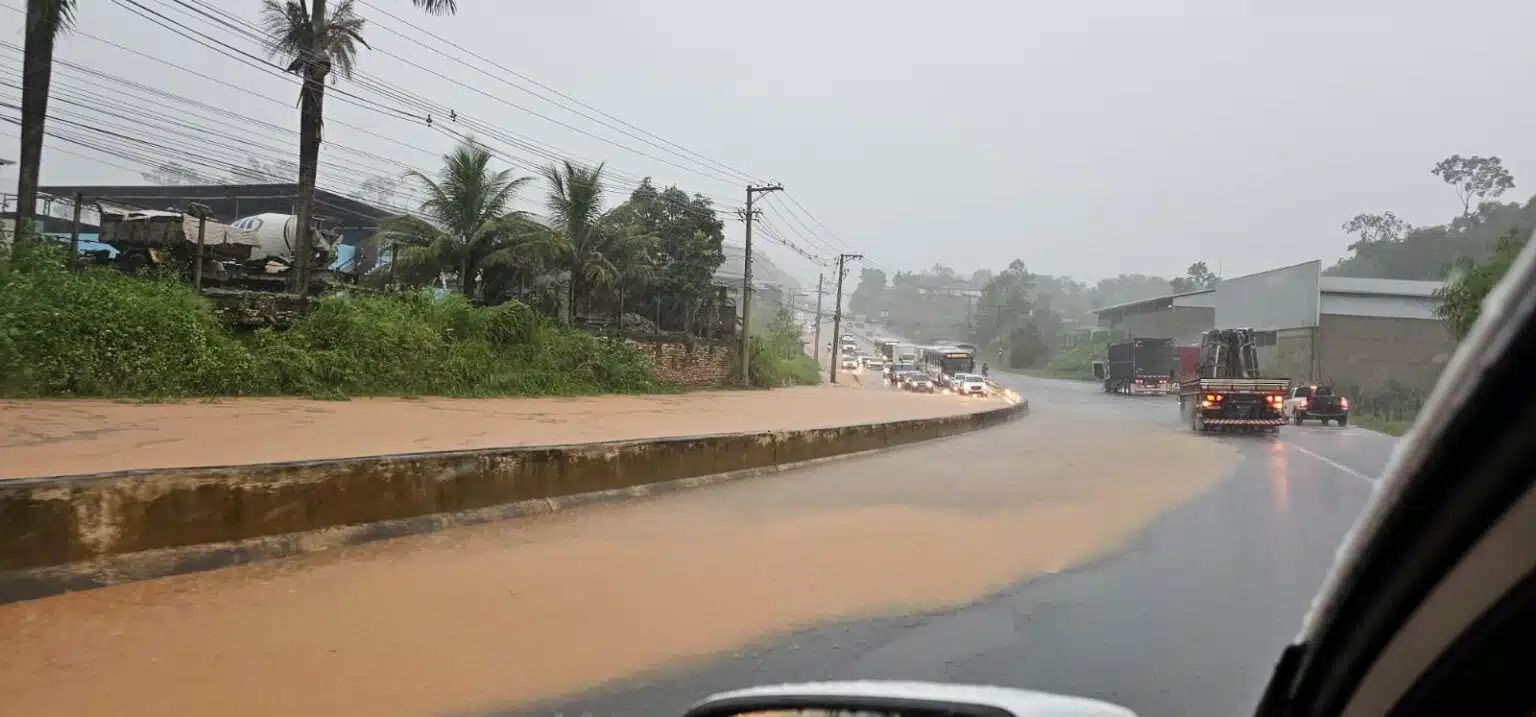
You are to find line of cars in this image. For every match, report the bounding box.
[881,361,987,397]
[839,334,987,397]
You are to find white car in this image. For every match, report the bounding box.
[950,373,987,396]
[838,356,859,371]
[860,356,885,370]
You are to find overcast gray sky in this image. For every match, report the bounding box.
[5,0,1534,287]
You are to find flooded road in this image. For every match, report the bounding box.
[0,374,1236,717]
[535,374,1392,717]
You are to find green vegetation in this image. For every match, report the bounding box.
[1434,229,1529,338]
[378,141,541,300]
[746,307,819,388]
[1015,342,1099,381]
[0,246,662,399]
[1330,156,1525,281]
[1351,414,1415,437]
[1336,380,1425,437]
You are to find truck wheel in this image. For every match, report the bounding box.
[1191,410,1205,433]
[1320,417,1331,426]
[1337,415,1348,427]
[1293,413,1304,426]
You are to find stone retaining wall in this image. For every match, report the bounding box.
[0,401,1025,600]
[627,339,735,387]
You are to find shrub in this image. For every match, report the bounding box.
[0,248,663,399]
[0,245,256,397]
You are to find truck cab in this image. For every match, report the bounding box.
[1283,384,1350,426]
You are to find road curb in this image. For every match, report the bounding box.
[0,399,1027,603]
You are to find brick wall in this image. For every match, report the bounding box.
[628,339,735,388]
[1317,314,1454,395]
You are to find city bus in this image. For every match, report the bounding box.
[918,346,976,382]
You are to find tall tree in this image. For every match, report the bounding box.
[379,140,535,299]
[849,267,887,316]
[1169,260,1220,293]
[972,259,1034,345]
[618,179,725,331]
[11,0,76,255]
[541,160,652,321]
[260,0,457,294]
[1432,155,1515,217]
[1341,211,1413,251]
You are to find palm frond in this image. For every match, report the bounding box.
[28,0,78,34]
[411,0,458,15]
[260,0,369,81]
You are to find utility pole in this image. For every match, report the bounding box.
[67,192,83,262]
[813,273,824,365]
[187,202,212,291]
[829,253,863,384]
[739,182,783,384]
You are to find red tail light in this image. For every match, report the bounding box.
[1340,398,1349,409]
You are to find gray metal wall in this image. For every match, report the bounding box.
[1215,260,1321,330]
[1118,306,1214,345]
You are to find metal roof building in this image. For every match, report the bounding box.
[1095,260,1454,396]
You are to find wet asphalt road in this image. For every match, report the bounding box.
[514,372,1396,717]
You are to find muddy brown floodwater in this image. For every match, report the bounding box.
[0,404,1235,717]
[0,384,992,479]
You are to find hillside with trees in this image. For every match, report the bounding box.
[1329,155,1526,280]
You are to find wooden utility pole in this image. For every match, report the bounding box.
[739,183,783,384]
[813,273,824,364]
[187,202,213,291]
[67,192,83,262]
[829,253,863,384]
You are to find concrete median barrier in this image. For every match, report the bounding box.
[0,400,1026,601]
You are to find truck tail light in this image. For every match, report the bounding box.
[1299,399,1309,410]
[1340,397,1349,409]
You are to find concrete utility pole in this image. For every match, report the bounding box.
[813,273,824,365]
[739,182,783,384]
[829,253,863,384]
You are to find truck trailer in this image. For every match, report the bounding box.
[1093,338,1175,395]
[1178,328,1290,433]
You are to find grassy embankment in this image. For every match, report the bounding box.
[1011,342,1099,382]
[1349,414,1414,436]
[0,246,663,399]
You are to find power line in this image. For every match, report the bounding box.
[149,0,746,188]
[53,0,751,223]
[353,0,764,186]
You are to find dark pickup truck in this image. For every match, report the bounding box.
[1283,384,1350,426]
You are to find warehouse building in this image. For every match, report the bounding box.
[1094,260,1454,395]
[1093,289,1215,345]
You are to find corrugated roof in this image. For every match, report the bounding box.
[1092,288,1213,315]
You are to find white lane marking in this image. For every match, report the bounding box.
[1284,440,1376,483]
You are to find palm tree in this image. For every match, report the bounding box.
[11,0,76,255]
[380,140,537,299]
[541,161,654,322]
[260,0,456,293]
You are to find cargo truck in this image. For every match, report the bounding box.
[1178,328,1290,433]
[1092,338,1175,395]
